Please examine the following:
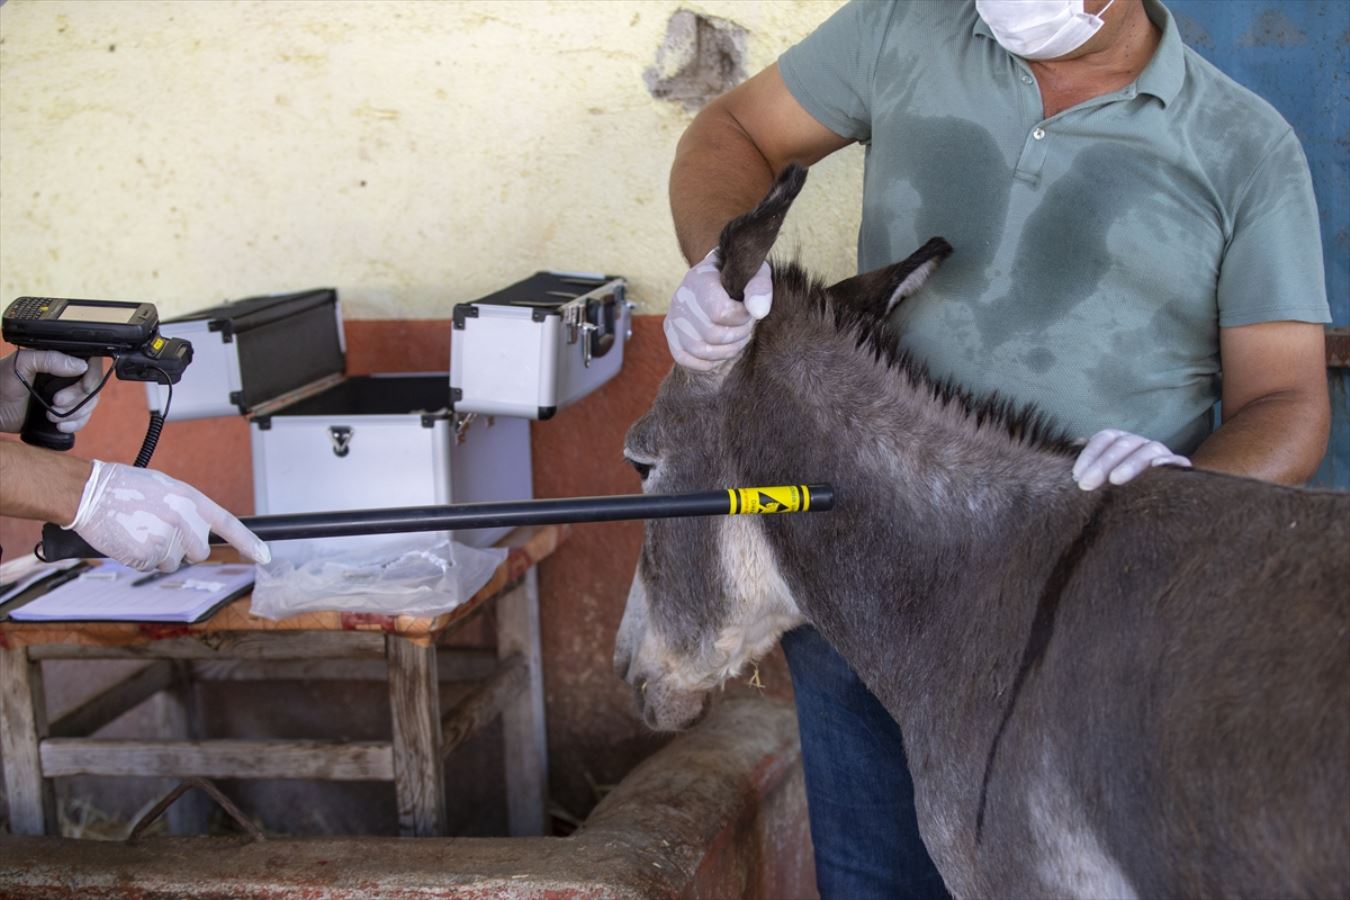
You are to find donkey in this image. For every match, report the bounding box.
[615,164,1350,899]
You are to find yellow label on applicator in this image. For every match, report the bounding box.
[727,485,811,515]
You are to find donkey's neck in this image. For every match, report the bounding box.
[811,403,1080,712]
[737,313,1095,738]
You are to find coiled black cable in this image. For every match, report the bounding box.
[133,366,173,468]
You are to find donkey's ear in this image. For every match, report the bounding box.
[715,164,808,301]
[829,237,953,318]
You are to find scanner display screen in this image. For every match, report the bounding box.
[57,303,139,324]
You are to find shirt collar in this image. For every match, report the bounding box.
[972,4,994,41]
[1136,0,1185,107]
[971,0,1186,107]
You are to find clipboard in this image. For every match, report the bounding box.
[0,562,90,623]
[0,562,255,625]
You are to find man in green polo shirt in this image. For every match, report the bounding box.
[661,0,1331,897]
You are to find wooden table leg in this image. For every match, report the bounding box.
[158,660,212,834]
[0,646,57,835]
[386,634,447,837]
[496,568,549,836]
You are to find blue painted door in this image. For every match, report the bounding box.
[1168,0,1349,487]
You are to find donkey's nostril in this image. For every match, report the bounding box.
[631,681,650,722]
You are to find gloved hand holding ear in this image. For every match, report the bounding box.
[664,249,773,372]
[0,349,106,434]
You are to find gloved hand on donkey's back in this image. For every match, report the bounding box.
[1074,428,1191,490]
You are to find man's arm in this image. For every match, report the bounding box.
[671,63,852,264]
[0,440,92,524]
[1,440,271,570]
[1191,321,1330,483]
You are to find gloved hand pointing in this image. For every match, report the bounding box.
[67,461,271,572]
[0,349,105,434]
[1073,429,1191,490]
[664,248,773,372]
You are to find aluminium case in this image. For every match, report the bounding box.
[145,288,345,421]
[250,374,532,557]
[449,271,631,420]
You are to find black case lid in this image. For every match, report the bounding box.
[465,272,620,311]
[165,288,338,336]
[167,288,345,414]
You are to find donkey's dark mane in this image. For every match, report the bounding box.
[770,261,1078,458]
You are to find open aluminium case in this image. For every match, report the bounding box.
[450,271,632,419]
[145,288,346,421]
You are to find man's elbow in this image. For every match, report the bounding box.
[1198,386,1332,485]
[1261,387,1331,484]
[1294,389,1333,482]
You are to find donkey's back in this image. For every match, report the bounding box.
[970,468,1350,899]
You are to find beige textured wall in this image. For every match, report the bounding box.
[0,0,858,319]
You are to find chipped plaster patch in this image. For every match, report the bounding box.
[644,9,747,113]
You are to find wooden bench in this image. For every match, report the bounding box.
[0,524,566,839]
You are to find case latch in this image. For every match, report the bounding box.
[328,425,353,458]
[561,281,624,368]
[454,412,476,445]
[454,412,496,445]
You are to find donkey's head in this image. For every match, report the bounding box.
[615,164,952,730]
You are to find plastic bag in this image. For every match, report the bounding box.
[249,534,507,620]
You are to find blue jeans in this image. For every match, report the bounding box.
[781,625,950,900]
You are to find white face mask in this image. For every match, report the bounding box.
[975,0,1117,60]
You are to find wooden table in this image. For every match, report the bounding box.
[0,524,566,839]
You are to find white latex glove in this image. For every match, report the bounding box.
[67,460,272,572]
[1073,429,1191,491]
[663,248,773,372]
[0,349,105,434]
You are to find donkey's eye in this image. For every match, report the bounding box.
[628,459,653,481]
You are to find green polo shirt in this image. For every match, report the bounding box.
[779,0,1329,453]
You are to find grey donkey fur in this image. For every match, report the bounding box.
[615,164,1350,899]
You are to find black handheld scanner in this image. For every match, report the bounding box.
[2,297,192,451]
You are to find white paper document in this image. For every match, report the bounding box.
[8,561,256,623]
[0,557,83,607]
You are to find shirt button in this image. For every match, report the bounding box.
[1033,127,1046,140]
[1021,74,1034,84]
